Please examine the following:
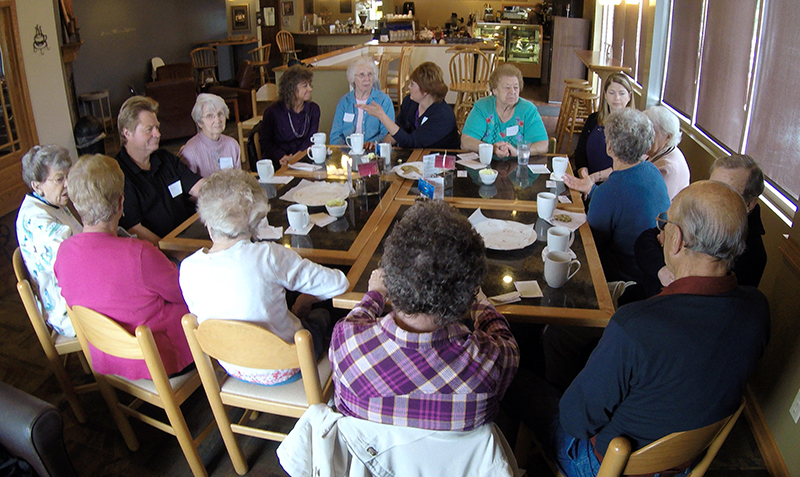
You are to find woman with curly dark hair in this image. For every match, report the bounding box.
[259,64,320,167]
[358,62,460,149]
[329,200,519,431]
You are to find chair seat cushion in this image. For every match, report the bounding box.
[110,368,198,395]
[220,356,331,408]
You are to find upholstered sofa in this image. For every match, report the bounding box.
[144,62,198,141]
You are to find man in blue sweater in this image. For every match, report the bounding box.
[504,180,770,477]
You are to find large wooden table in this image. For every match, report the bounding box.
[159,146,614,327]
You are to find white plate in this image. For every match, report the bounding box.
[392,162,424,180]
[473,219,537,251]
[291,182,350,207]
[541,246,577,261]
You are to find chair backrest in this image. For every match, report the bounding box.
[397,46,414,100]
[597,398,746,477]
[13,248,49,339]
[190,47,217,69]
[378,53,390,92]
[182,314,324,405]
[248,43,272,63]
[151,57,165,81]
[449,48,491,87]
[276,31,295,53]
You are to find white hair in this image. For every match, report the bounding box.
[644,105,682,149]
[191,93,230,125]
[346,56,380,89]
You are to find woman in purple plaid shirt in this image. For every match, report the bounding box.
[329,201,520,431]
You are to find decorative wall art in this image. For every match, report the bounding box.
[282,1,294,16]
[232,5,250,31]
[33,25,49,54]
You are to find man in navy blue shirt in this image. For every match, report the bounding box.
[504,180,770,477]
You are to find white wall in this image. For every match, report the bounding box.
[16,0,77,157]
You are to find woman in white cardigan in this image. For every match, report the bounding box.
[179,169,348,386]
[644,105,690,201]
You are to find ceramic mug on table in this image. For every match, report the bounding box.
[552,156,569,179]
[287,204,310,231]
[537,192,557,220]
[547,226,575,253]
[346,133,365,155]
[544,251,581,288]
[312,132,326,145]
[307,144,327,164]
[479,143,493,165]
[256,159,274,181]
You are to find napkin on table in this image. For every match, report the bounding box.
[310,213,337,228]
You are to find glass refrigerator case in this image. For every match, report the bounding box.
[474,23,543,78]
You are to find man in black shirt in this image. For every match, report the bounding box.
[115,96,204,246]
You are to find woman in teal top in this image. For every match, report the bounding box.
[461,64,549,159]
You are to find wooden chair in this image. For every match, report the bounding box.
[247,43,272,87]
[276,31,301,65]
[449,48,492,132]
[377,52,392,96]
[558,90,598,154]
[190,46,218,86]
[12,248,96,424]
[396,46,414,106]
[182,314,332,475]
[67,305,215,477]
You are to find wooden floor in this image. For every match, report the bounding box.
[0,79,771,476]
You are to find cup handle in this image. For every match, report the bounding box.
[569,231,575,248]
[567,260,581,280]
[307,146,313,157]
[346,137,352,148]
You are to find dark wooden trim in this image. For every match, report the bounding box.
[744,385,790,477]
[779,236,800,279]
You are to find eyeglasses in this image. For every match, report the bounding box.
[356,72,374,79]
[655,211,675,231]
[46,174,67,186]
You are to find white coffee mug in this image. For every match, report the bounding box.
[287,204,310,231]
[544,251,581,288]
[552,156,569,179]
[312,132,326,145]
[307,144,327,164]
[479,143,493,165]
[346,133,365,154]
[547,226,575,253]
[537,192,557,220]
[256,159,274,181]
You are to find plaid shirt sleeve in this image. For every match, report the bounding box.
[471,298,520,400]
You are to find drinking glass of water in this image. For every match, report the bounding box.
[517,141,531,166]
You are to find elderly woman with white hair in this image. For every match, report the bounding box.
[16,145,82,336]
[181,93,241,177]
[644,105,690,200]
[179,169,348,386]
[330,56,394,147]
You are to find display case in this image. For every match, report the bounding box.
[473,23,542,78]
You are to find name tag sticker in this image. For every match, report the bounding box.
[343,112,355,123]
[421,116,429,125]
[506,125,519,137]
[457,170,467,178]
[219,157,234,169]
[168,180,183,198]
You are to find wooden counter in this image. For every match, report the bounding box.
[293,32,374,57]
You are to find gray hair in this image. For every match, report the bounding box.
[346,56,380,89]
[672,180,747,268]
[197,168,270,239]
[382,201,487,326]
[191,93,230,125]
[21,145,73,187]
[605,109,655,165]
[644,106,682,149]
[68,154,125,226]
[709,154,765,203]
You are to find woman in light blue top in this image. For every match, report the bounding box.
[461,64,548,159]
[330,56,394,147]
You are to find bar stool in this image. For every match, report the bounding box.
[558,90,598,154]
[78,90,113,134]
[247,44,272,87]
[276,31,301,65]
[449,48,491,132]
[554,80,591,152]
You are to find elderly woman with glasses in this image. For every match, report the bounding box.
[16,145,82,337]
[181,93,241,178]
[330,56,394,148]
[54,154,194,380]
[643,105,689,200]
[564,109,670,283]
[330,200,519,431]
[179,169,348,386]
[358,62,460,149]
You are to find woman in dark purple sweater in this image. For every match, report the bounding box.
[259,65,320,168]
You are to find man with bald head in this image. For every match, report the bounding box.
[504,181,770,477]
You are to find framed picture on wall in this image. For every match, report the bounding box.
[282,1,294,16]
[232,5,249,30]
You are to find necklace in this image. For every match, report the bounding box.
[287,107,310,138]
[648,145,675,163]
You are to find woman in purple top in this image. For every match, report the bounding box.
[181,93,241,177]
[571,73,635,182]
[259,65,320,168]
